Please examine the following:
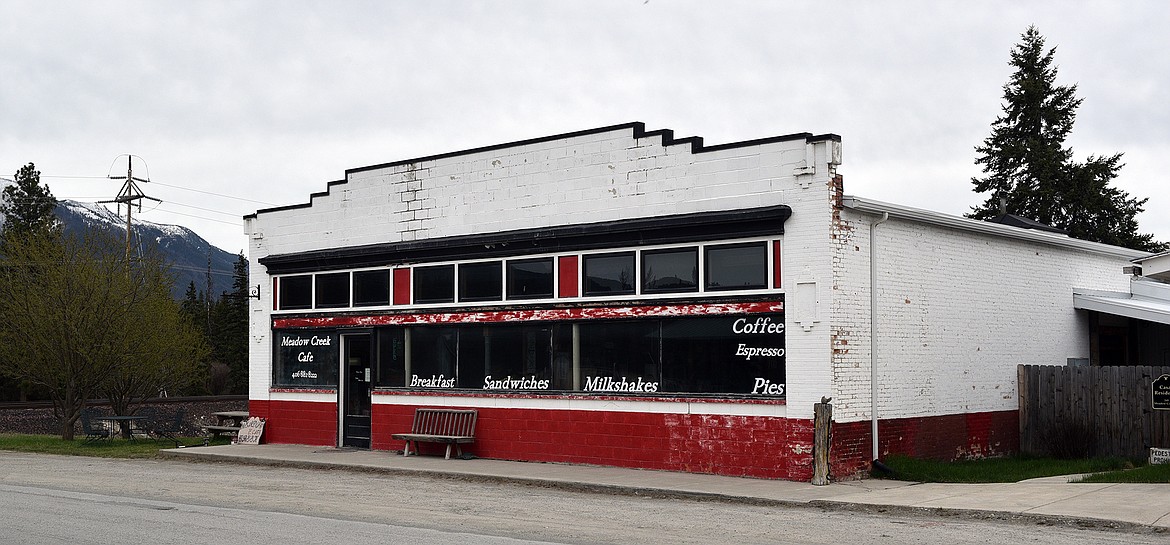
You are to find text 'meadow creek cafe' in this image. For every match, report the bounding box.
[244,122,1150,480]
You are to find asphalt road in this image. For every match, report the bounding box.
[0,452,1164,545]
[1,483,549,545]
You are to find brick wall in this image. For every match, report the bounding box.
[249,399,336,446]
[829,206,1137,425]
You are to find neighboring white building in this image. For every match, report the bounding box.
[245,123,1149,480]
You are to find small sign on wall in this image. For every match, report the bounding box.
[1152,374,1170,410]
[236,417,266,445]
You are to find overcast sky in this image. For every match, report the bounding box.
[2,1,1167,259]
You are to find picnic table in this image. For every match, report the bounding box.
[204,411,249,439]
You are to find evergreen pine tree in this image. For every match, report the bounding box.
[0,163,58,401]
[969,26,1165,252]
[224,253,250,393]
[1,163,58,242]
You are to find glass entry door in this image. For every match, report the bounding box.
[340,334,372,448]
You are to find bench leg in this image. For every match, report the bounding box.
[403,441,412,457]
[444,444,452,460]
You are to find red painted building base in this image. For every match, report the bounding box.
[830,410,1021,479]
[250,398,1018,482]
[249,399,337,447]
[371,403,814,480]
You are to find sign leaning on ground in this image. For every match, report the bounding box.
[1152,374,1170,410]
[1148,375,1170,465]
[236,417,265,445]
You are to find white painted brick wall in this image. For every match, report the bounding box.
[830,208,1137,423]
[247,126,840,411]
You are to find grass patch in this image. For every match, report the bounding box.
[0,433,229,458]
[1076,463,1170,483]
[876,454,1132,483]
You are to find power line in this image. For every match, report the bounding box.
[143,180,277,206]
[34,194,248,218]
[146,207,243,226]
[37,175,108,179]
[34,174,278,206]
[7,196,244,226]
[157,200,247,218]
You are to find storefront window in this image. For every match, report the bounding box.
[583,252,636,296]
[273,330,339,387]
[506,258,554,300]
[414,264,455,303]
[278,275,313,310]
[469,325,559,390]
[459,261,502,302]
[578,320,661,393]
[315,272,350,308]
[705,242,767,291]
[376,327,405,387]
[642,247,698,293]
[408,326,458,387]
[353,270,390,307]
[660,315,785,395]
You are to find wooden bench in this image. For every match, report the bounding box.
[391,408,478,460]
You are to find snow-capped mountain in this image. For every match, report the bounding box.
[53,200,241,299]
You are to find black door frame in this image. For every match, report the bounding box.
[339,332,373,448]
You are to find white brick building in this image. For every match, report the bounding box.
[245,123,1150,480]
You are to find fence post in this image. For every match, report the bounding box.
[812,398,832,485]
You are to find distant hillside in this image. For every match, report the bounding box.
[54,200,240,299]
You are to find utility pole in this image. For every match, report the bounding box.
[100,155,161,262]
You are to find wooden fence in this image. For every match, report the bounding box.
[1018,365,1170,459]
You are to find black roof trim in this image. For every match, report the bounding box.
[245,122,838,219]
[259,204,792,274]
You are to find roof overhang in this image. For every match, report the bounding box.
[1135,250,1170,282]
[1073,279,1170,325]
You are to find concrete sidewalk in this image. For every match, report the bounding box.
[161,444,1170,530]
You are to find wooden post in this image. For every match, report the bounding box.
[812,397,832,485]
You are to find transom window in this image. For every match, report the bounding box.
[278,275,313,310]
[705,242,767,291]
[507,258,554,300]
[353,270,390,307]
[642,247,698,293]
[315,272,350,308]
[583,252,636,296]
[414,264,455,304]
[459,261,502,302]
